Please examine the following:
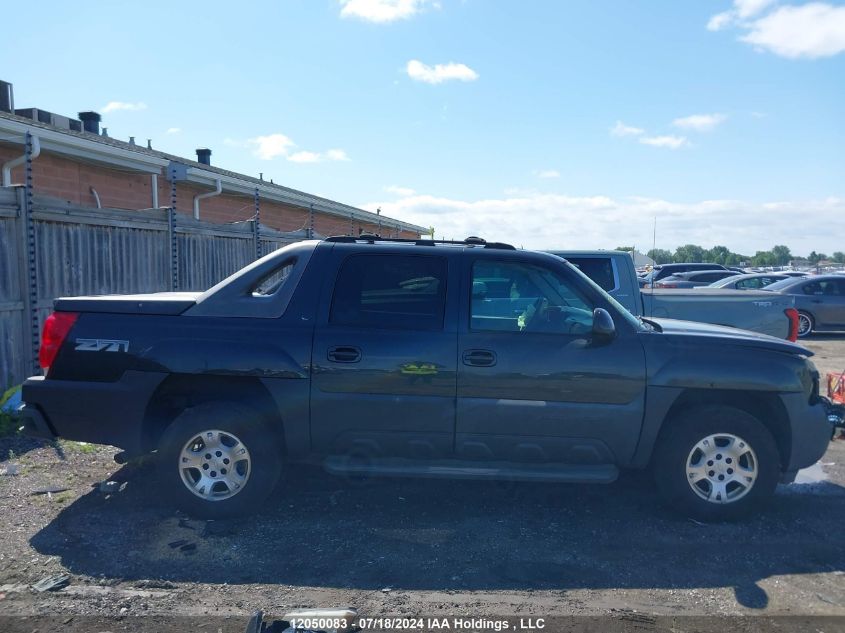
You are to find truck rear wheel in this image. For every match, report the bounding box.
[653,405,780,521]
[157,402,281,518]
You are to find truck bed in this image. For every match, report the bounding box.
[641,288,794,338]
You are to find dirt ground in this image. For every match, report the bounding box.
[1,335,844,630]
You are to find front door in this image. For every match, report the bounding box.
[456,255,647,465]
[311,249,458,459]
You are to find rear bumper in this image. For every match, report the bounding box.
[18,403,55,440]
[21,371,167,452]
[781,393,833,474]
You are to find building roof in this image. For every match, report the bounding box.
[0,110,426,233]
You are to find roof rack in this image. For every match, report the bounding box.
[324,234,516,250]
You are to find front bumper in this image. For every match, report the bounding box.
[780,393,836,480]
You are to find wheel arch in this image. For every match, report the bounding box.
[140,374,286,455]
[652,388,791,471]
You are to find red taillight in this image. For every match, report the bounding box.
[785,308,799,342]
[657,283,678,288]
[39,312,79,371]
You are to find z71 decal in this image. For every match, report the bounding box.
[74,339,130,353]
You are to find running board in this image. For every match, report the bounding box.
[323,456,619,483]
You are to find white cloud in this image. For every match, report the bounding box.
[385,185,417,196]
[248,133,296,160]
[406,59,479,84]
[363,192,845,254]
[288,151,321,163]
[610,121,645,137]
[707,11,735,31]
[325,148,350,161]
[672,113,727,132]
[101,101,147,114]
[707,0,776,30]
[741,3,845,59]
[735,0,777,18]
[339,0,431,23]
[288,149,351,163]
[536,169,560,179]
[707,1,845,58]
[166,127,181,135]
[638,135,690,149]
[241,134,349,163]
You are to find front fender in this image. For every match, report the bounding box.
[649,346,809,394]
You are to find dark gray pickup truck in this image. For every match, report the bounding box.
[20,236,834,521]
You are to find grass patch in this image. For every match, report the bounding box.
[61,440,98,454]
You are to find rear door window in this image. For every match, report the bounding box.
[330,254,447,330]
[565,257,617,292]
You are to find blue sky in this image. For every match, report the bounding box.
[3,0,844,254]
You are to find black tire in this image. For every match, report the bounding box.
[157,401,282,518]
[652,405,780,521]
[797,311,814,338]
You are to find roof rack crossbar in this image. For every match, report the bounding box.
[324,235,515,250]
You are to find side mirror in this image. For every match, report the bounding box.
[592,308,616,339]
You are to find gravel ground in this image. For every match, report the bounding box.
[1,335,844,627]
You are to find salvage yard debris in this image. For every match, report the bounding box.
[31,573,69,592]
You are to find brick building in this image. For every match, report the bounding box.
[0,80,424,239]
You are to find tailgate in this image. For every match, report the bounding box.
[53,292,200,315]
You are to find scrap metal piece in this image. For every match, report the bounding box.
[244,609,263,633]
[32,573,70,592]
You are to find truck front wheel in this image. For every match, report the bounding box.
[157,402,282,518]
[653,405,780,521]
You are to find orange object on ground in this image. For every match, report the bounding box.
[828,371,845,405]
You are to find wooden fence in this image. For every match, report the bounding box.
[0,186,310,389]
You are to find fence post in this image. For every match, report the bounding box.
[308,204,315,239]
[21,132,39,375]
[168,207,178,291]
[253,187,261,260]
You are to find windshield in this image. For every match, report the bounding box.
[763,278,802,292]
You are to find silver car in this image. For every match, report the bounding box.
[764,275,845,337]
[706,273,789,290]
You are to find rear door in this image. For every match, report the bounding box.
[809,279,845,327]
[310,247,459,459]
[456,253,647,466]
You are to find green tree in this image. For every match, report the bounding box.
[833,252,845,264]
[751,251,776,267]
[771,245,792,266]
[807,251,828,265]
[673,244,706,263]
[706,245,731,265]
[646,248,673,264]
[614,246,635,252]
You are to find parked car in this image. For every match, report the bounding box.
[763,275,845,338]
[653,270,739,289]
[706,273,789,290]
[782,271,809,278]
[20,236,832,521]
[638,263,728,288]
[550,251,797,339]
